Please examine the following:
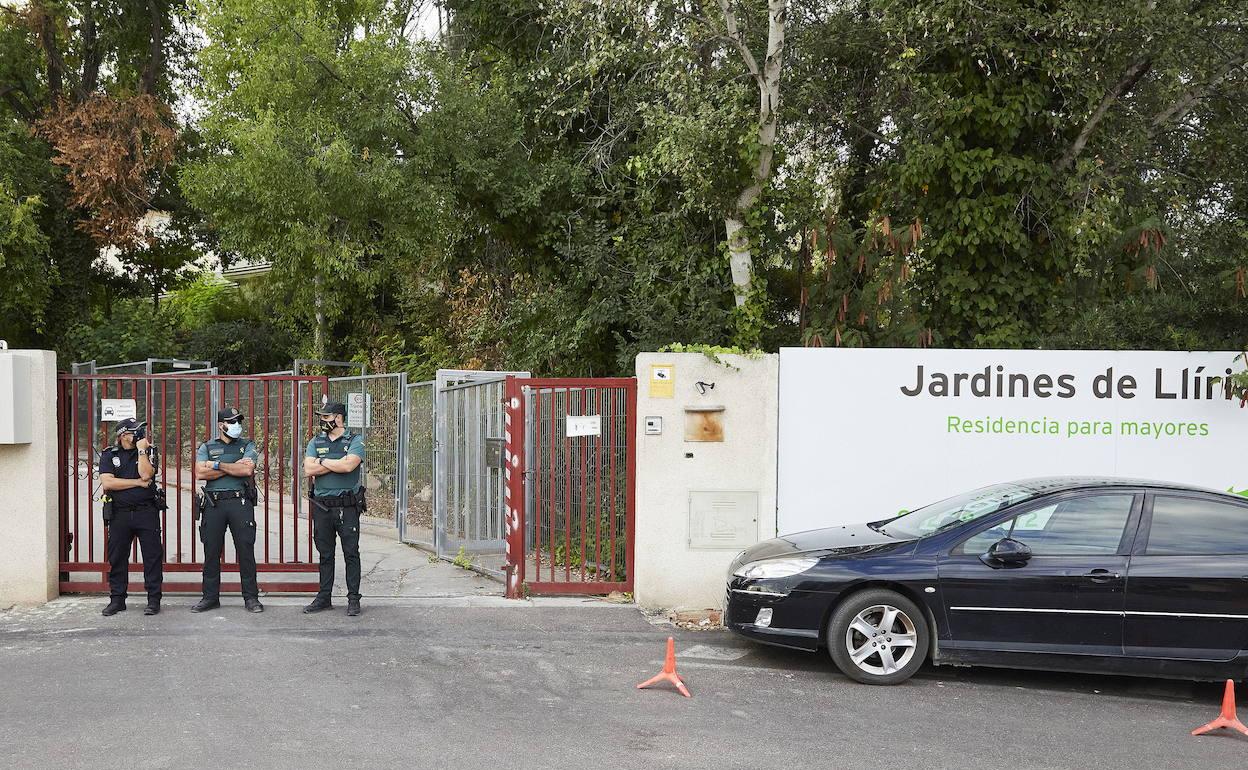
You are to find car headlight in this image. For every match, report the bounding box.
[732,557,818,580]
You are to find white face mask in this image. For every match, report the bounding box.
[225,422,243,439]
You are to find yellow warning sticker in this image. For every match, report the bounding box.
[649,364,675,398]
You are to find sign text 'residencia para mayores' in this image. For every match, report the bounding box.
[900,365,1238,400]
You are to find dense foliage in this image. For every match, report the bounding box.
[2,0,1247,375]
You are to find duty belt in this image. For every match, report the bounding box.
[206,489,246,501]
[310,491,361,510]
[114,500,156,513]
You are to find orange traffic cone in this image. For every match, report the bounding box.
[1192,680,1248,737]
[636,636,691,698]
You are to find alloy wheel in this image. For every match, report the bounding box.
[843,603,918,677]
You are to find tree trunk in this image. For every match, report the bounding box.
[33,1,65,102]
[720,0,787,306]
[79,1,101,98]
[313,270,326,358]
[724,215,753,305]
[140,0,165,96]
[839,15,882,227]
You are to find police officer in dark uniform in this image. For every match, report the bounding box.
[99,418,162,616]
[191,406,264,613]
[302,402,366,616]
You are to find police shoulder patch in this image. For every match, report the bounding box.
[112,456,121,467]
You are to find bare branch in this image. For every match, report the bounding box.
[1152,47,1248,128]
[716,0,762,82]
[1056,55,1152,172]
[0,84,34,121]
[845,117,898,151]
[286,22,422,136]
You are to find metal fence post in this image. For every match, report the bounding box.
[503,376,526,598]
[395,371,408,535]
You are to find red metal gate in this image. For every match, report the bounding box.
[57,373,328,594]
[503,377,636,597]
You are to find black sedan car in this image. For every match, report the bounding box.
[726,477,1248,685]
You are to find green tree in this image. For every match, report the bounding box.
[182,0,443,360]
[787,0,1248,349]
[0,0,202,354]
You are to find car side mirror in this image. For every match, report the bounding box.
[981,537,1032,568]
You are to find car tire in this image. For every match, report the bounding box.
[826,588,929,685]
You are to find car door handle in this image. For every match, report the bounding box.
[1084,569,1122,583]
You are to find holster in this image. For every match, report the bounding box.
[101,497,113,526]
[193,486,213,522]
[307,488,327,513]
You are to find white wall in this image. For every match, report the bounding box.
[0,350,58,605]
[633,352,778,610]
[779,347,1248,534]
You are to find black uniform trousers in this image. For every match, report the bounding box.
[312,502,362,601]
[106,504,163,601]
[199,496,259,600]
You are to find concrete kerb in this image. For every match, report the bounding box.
[26,594,638,611]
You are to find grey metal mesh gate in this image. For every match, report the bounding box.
[403,380,435,548]
[326,373,408,527]
[437,378,507,573]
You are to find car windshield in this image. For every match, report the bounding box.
[878,483,1039,540]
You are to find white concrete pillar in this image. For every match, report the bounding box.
[632,352,778,611]
[0,350,59,605]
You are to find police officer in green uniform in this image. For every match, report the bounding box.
[302,402,366,616]
[99,418,162,616]
[191,406,264,613]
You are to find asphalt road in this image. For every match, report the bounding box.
[1,597,1245,769]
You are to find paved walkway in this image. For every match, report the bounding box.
[341,516,500,599]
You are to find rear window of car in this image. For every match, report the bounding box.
[1145,496,1248,555]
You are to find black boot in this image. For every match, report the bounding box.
[144,598,160,616]
[190,597,220,613]
[346,598,361,617]
[102,598,126,617]
[303,596,333,614]
[245,598,264,613]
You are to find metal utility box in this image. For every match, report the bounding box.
[688,490,759,549]
[0,354,32,444]
[485,437,506,468]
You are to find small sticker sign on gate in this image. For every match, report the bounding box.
[100,398,137,422]
[566,414,601,438]
[346,392,372,428]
